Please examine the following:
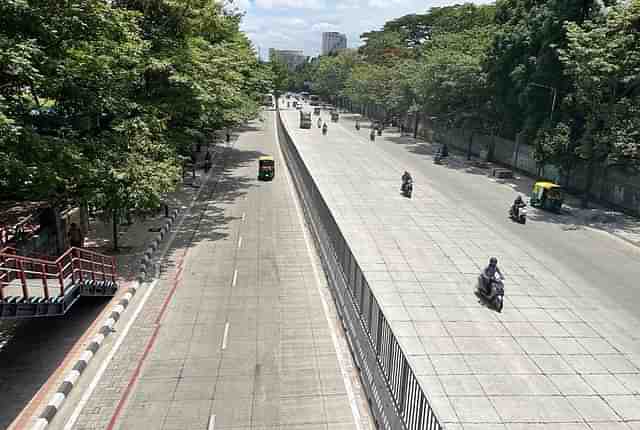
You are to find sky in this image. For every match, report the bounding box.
[233,0,485,59]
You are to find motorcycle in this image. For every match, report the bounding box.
[509,204,527,224]
[370,131,375,142]
[377,128,382,136]
[477,273,505,312]
[355,122,360,131]
[401,179,413,198]
[322,125,328,136]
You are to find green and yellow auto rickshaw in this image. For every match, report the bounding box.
[530,181,564,212]
[258,156,275,181]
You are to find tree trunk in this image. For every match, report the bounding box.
[80,204,90,236]
[413,114,419,139]
[112,210,119,251]
[581,160,595,208]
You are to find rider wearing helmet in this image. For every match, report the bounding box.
[512,195,526,218]
[482,257,504,297]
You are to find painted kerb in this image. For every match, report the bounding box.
[276,111,443,430]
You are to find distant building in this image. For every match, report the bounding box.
[321,32,347,55]
[269,49,307,71]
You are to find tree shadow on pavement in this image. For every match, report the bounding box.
[0,297,109,429]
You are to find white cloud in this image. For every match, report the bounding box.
[255,0,325,9]
[311,22,338,31]
[243,0,483,57]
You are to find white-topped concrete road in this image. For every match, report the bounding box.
[46,112,373,430]
[281,103,640,430]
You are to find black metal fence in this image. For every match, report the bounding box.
[276,111,443,430]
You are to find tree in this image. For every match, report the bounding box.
[312,51,359,104]
[559,0,640,206]
[486,0,605,140]
[1,0,270,251]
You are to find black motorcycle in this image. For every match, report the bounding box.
[401,179,413,198]
[370,131,375,141]
[509,204,527,224]
[322,125,328,136]
[356,123,360,131]
[477,274,505,312]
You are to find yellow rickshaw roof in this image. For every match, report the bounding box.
[259,156,274,161]
[535,181,561,189]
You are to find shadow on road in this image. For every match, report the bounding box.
[0,298,109,429]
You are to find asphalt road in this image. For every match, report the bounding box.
[327,110,640,320]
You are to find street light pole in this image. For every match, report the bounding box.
[530,82,557,122]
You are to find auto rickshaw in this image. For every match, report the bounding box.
[530,181,564,212]
[331,112,339,122]
[313,107,321,116]
[258,156,275,181]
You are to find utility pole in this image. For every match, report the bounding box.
[530,82,557,122]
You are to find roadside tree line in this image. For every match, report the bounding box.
[0,0,274,247]
[289,0,640,206]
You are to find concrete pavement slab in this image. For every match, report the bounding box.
[280,107,640,428]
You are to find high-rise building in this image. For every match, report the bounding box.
[269,49,307,71]
[321,32,347,55]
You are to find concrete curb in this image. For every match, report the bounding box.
[137,208,179,281]
[30,283,139,430]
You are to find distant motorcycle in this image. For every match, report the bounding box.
[370,131,375,141]
[322,124,328,136]
[355,122,360,131]
[477,273,505,312]
[401,179,413,198]
[509,204,527,224]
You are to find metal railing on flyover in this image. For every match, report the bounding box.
[276,110,443,430]
[0,246,117,300]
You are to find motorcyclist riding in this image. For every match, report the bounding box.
[322,123,328,135]
[511,195,526,218]
[401,171,412,191]
[355,120,360,130]
[481,257,504,298]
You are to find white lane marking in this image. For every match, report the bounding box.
[232,269,238,287]
[63,279,159,430]
[208,415,216,430]
[221,322,230,350]
[242,212,246,222]
[274,112,365,430]
[237,236,242,249]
